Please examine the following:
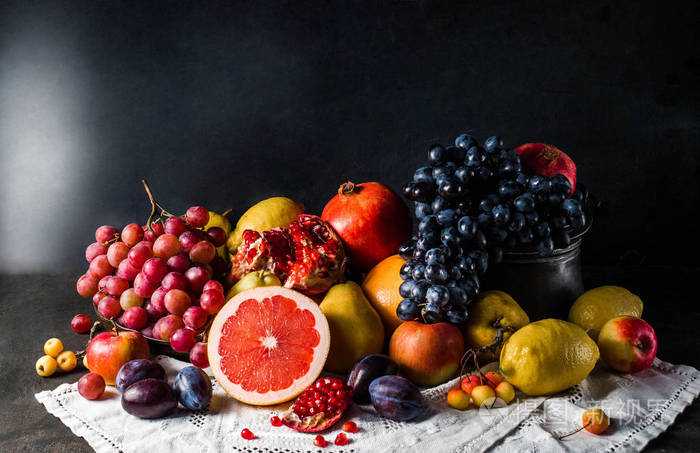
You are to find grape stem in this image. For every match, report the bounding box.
[75,321,103,358]
[558,421,592,440]
[141,179,177,232]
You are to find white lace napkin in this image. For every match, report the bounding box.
[35,355,699,453]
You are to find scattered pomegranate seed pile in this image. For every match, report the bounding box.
[292,377,352,418]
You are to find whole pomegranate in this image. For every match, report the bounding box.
[322,182,411,272]
[515,143,577,195]
[229,215,345,294]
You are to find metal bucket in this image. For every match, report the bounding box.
[483,224,590,321]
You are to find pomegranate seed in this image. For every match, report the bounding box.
[342,421,358,433]
[314,435,328,447]
[331,380,342,390]
[318,403,327,412]
[334,433,348,446]
[270,416,282,426]
[308,407,317,415]
[241,428,254,440]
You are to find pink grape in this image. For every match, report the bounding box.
[85,242,108,262]
[189,241,216,264]
[164,217,187,236]
[93,291,106,306]
[97,296,121,319]
[95,225,119,244]
[88,255,113,279]
[164,289,191,316]
[133,272,156,298]
[189,342,209,368]
[150,286,167,312]
[166,254,189,273]
[107,241,130,267]
[121,307,148,330]
[142,257,168,283]
[178,231,200,253]
[144,300,167,321]
[185,206,209,228]
[116,259,140,281]
[184,266,210,293]
[106,276,129,296]
[202,280,223,294]
[200,289,225,314]
[143,223,164,242]
[162,272,188,291]
[153,234,180,259]
[127,241,153,269]
[76,274,99,298]
[182,306,207,329]
[121,223,144,247]
[120,288,144,310]
[98,275,111,292]
[170,328,197,352]
[206,227,227,247]
[153,314,184,341]
[78,373,106,400]
[71,314,92,334]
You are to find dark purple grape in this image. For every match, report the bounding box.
[433,162,456,180]
[428,144,447,166]
[399,279,416,298]
[431,196,448,213]
[418,215,439,233]
[518,228,534,244]
[399,261,415,279]
[116,359,166,393]
[492,205,510,225]
[402,182,415,199]
[425,264,449,284]
[347,354,399,404]
[446,308,468,324]
[410,280,430,302]
[369,376,424,421]
[436,209,457,225]
[455,166,470,184]
[455,133,475,149]
[397,240,415,260]
[173,366,212,410]
[465,146,486,166]
[468,250,489,274]
[411,181,435,202]
[508,213,526,232]
[446,145,466,162]
[121,378,177,419]
[411,263,426,281]
[537,237,555,256]
[528,174,551,193]
[514,192,535,212]
[553,230,572,248]
[483,135,502,152]
[534,221,551,238]
[457,216,477,239]
[425,247,447,265]
[448,286,468,305]
[413,166,434,183]
[472,230,488,249]
[440,226,461,248]
[397,298,420,320]
[422,304,444,323]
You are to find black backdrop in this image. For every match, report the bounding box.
[1,0,698,273]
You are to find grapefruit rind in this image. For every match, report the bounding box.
[207,286,330,406]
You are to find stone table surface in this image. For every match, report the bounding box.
[1,268,699,452]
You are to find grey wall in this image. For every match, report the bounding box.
[1,0,698,273]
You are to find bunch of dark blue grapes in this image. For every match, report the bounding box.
[397,134,587,325]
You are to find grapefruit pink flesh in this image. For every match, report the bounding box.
[208,286,330,405]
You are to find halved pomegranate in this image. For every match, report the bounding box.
[281,377,353,432]
[229,215,345,294]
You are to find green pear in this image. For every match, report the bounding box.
[320,281,385,373]
[226,270,281,300]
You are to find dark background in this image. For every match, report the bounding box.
[0,0,698,273]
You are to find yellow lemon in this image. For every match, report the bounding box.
[226,197,304,253]
[569,286,643,330]
[361,255,405,335]
[500,319,599,396]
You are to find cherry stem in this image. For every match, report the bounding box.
[559,421,592,440]
[222,208,232,217]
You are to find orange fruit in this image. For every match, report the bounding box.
[361,254,406,335]
[208,286,330,405]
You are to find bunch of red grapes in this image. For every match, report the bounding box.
[76,206,229,368]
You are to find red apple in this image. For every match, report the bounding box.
[86,331,150,385]
[515,143,577,195]
[598,316,657,373]
[389,321,464,386]
[322,181,411,272]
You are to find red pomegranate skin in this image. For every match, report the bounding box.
[322,182,411,272]
[515,143,577,195]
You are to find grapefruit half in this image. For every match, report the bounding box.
[208,286,330,405]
